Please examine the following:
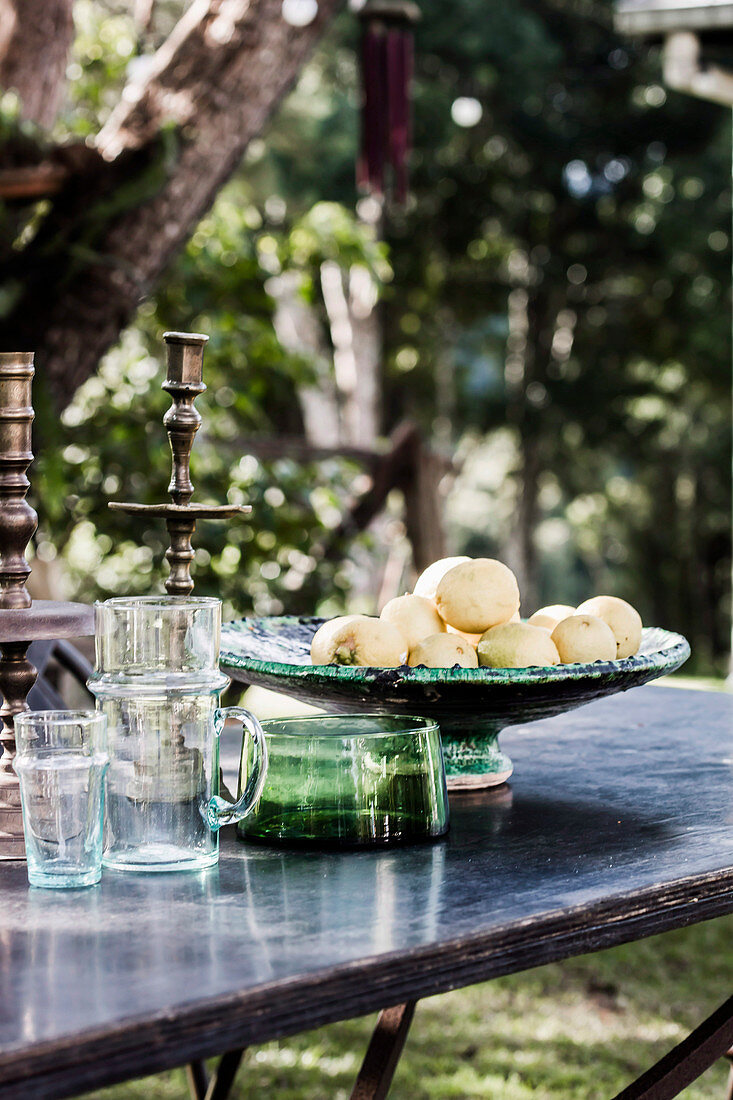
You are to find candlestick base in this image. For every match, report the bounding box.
[108,503,251,519]
[109,503,251,596]
[0,601,94,642]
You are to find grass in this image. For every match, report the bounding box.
[85,913,733,1099]
[664,673,731,692]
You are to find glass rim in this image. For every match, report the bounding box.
[95,596,221,610]
[14,710,106,728]
[15,748,108,759]
[259,713,440,739]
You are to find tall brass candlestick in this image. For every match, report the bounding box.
[0,353,36,609]
[0,353,94,859]
[0,353,37,856]
[110,332,250,595]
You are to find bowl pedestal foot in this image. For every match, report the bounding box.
[441,728,513,791]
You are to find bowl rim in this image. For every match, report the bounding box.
[221,618,690,685]
[258,714,441,738]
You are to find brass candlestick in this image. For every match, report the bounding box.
[0,353,94,860]
[110,332,250,595]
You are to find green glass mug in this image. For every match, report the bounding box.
[237,713,449,848]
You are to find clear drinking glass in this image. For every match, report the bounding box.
[89,596,267,873]
[13,711,108,888]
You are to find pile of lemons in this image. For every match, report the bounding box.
[310,555,642,669]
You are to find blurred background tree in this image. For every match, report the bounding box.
[1,0,730,674]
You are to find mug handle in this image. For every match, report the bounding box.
[207,707,268,830]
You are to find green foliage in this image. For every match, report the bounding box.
[18,0,732,671]
[55,0,139,139]
[241,0,731,669]
[33,185,376,618]
[281,200,390,287]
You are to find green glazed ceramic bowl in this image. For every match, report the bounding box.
[221,618,690,790]
[237,714,449,848]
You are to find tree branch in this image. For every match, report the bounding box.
[0,0,74,128]
[2,0,343,412]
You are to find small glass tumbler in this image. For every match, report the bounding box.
[13,711,109,889]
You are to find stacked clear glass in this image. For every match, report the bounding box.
[89,596,267,873]
[13,710,109,888]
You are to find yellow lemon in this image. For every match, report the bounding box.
[477,622,560,669]
[551,614,617,664]
[446,625,483,645]
[436,558,520,634]
[409,633,478,668]
[575,596,642,659]
[310,616,408,667]
[527,604,575,631]
[413,556,471,601]
[380,594,446,651]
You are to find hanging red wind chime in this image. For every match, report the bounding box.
[357,0,420,204]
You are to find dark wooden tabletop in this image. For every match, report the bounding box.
[1,684,732,1099]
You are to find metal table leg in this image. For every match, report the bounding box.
[186,1059,209,1100]
[186,1049,246,1100]
[186,1001,415,1100]
[612,994,733,1099]
[350,1001,417,1100]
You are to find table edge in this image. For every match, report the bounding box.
[3,865,733,1098]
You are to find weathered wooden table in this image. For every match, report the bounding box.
[1,684,732,1100]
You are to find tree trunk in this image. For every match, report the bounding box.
[0,0,74,128]
[2,0,343,413]
[502,274,556,610]
[268,271,342,448]
[347,263,381,447]
[319,259,381,448]
[515,434,540,611]
[270,258,381,451]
